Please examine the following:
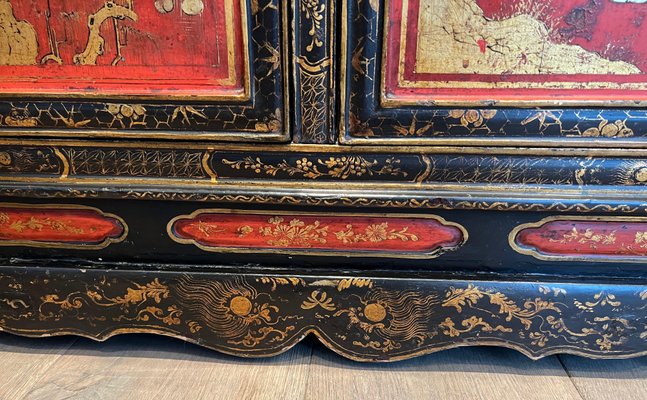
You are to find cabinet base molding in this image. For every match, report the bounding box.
[0,264,645,362]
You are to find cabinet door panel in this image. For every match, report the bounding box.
[341,0,647,146]
[0,0,289,142]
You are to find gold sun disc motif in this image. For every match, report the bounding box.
[229,296,253,316]
[364,303,387,323]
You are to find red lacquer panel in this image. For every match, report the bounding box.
[384,0,647,105]
[168,210,467,258]
[0,0,247,98]
[0,204,127,249]
[510,217,647,263]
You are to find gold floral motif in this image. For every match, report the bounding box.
[334,222,418,244]
[197,221,223,237]
[107,104,147,125]
[521,111,562,129]
[538,286,567,297]
[393,117,433,137]
[229,326,296,348]
[117,305,182,326]
[226,302,295,347]
[574,292,622,312]
[581,119,633,138]
[223,155,406,180]
[2,215,84,235]
[440,285,627,350]
[188,321,203,333]
[51,106,92,129]
[0,152,10,166]
[439,316,512,337]
[109,279,170,307]
[442,285,561,330]
[348,110,375,136]
[635,232,647,248]
[551,228,617,247]
[336,278,373,292]
[39,279,177,325]
[171,106,207,125]
[301,0,326,52]
[301,290,336,311]
[351,47,369,77]
[4,110,39,127]
[259,217,328,247]
[254,108,282,132]
[448,109,498,128]
[237,225,253,237]
[257,277,306,291]
[334,305,385,334]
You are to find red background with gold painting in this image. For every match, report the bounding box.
[384,0,647,104]
[0,0,247,98]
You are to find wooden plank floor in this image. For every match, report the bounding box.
[0,333,644,400]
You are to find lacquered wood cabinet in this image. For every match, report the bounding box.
[0,0,646,362]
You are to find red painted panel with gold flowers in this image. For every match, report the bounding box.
[510,216,647,263]
[168,210,468,258]
[0,204,127,249]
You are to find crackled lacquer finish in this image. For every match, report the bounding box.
[385,0,647,104]
[0,204,126,249]
[0,0,247,98]
[168,210,467,258]
[511,217,647,263]
[2,266,647,361]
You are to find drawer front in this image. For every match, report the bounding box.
[0,0,289,142]
[341,0,647,146]
[4,198,647,279]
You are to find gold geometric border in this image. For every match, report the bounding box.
[167,208,468,259]
[509,215,647,264]
[0,203,128,250]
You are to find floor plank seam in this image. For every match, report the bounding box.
[301,340,316,400]
[556,356,586,400]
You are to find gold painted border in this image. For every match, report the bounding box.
[0,203,128,250]
[509,216,647,264]
[0,0,250,102]
[4,140,647,202]
[7,323,647,362]
[167,208,468,259]
[11,137,647,155]
[378,0,647,108]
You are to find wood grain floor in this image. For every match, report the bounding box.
[0,333,644,400]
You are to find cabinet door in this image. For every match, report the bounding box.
[0,0,288,142]
[341,0,647,147]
